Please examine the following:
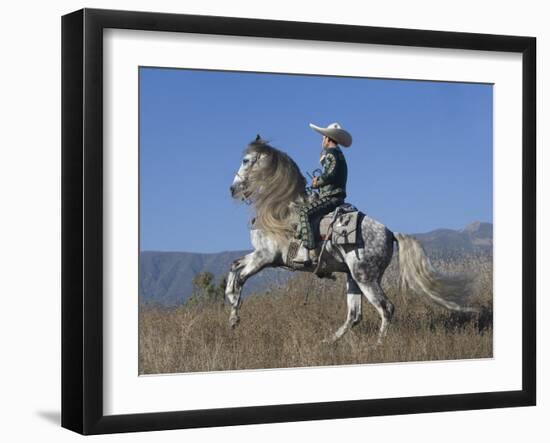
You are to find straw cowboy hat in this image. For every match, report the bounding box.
[309,122,352,147]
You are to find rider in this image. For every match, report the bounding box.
[293,122,352,265]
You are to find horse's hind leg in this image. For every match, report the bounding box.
[354,278,395,345]
[325,274,362,343]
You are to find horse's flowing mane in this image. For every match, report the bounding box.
[245,139,306,241]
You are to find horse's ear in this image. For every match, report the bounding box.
[255,134,261,142]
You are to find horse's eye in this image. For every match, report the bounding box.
[243,159,249,165]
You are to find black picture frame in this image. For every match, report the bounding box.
[61,8,536,435]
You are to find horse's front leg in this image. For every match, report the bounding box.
[225,250,272,328]
[226,261,244,328]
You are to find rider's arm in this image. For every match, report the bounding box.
[314,152,337,187]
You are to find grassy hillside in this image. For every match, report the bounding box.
[139,254,492,374]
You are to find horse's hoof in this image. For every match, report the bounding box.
[229,317,240,329]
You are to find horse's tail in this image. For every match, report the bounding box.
[393,233,478,313]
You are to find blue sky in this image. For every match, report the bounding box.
[140,67,492,253]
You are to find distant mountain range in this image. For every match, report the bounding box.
[412,221,492,257]
[139,250,289,306]
[139,221,492,306]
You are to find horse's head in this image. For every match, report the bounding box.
[230,135,269,201]
[230,136,307,240]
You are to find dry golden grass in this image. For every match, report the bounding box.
[139,255,493,374]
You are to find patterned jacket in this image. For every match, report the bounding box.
[313,146,347,199]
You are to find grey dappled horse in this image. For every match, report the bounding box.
[227,139,476,344]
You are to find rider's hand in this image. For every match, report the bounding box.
[312,177,318,188]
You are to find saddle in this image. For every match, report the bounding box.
[317,203,361,245]
[287,203,361,270]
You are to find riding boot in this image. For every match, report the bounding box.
[292,245,312,265]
